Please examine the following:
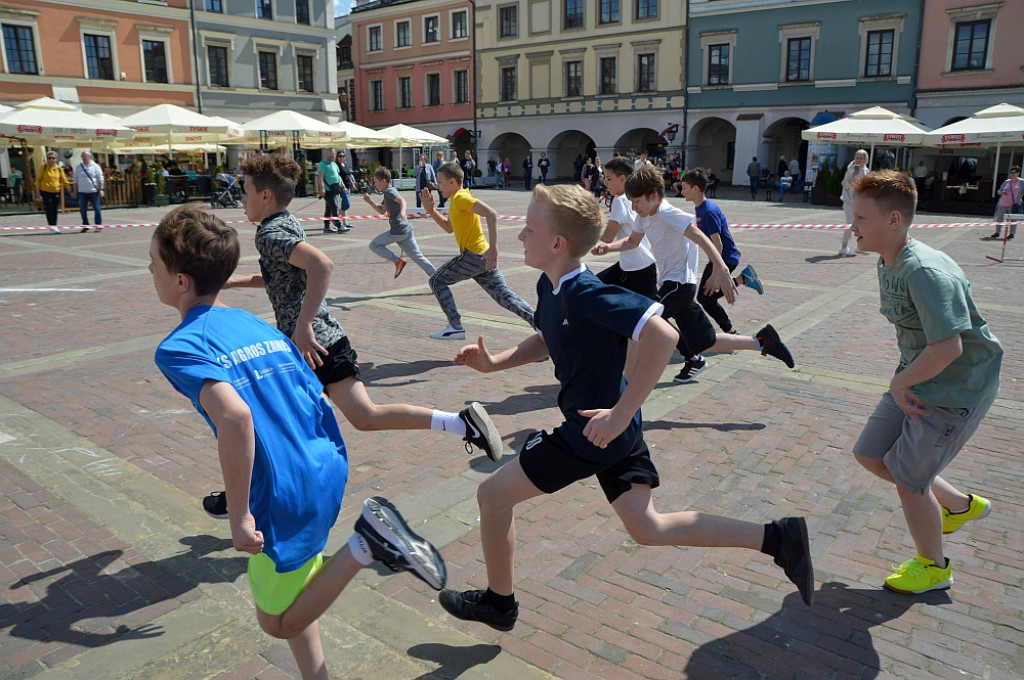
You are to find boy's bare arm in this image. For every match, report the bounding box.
[579,315,677,448]
[683,223,737,304]
[224,273,265,289]
[454,333,548,373]
[599,219,621,244]
[889,334,964,419]
[363,192,383,213]
[198,380,263,555]
[286,241,333,365]
[473,199,500,270]
[423,191,453,233]
[593,230,643,255]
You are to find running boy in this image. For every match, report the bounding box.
[420,161,535,340]
[593,167,795,384]
[437,185,814,632]
[849,171,1002,594]
[595,157,658,300]
[678,168,764,335]
[150,205,446,680]
[364,167,435,279]
[203,155,503,517]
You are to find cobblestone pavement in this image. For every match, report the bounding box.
[1,188,1021,680]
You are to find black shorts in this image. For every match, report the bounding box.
[312,336,361,387]
[657,280,717,357]
[596,262,658,300]
[518,429,659,504]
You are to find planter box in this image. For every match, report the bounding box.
[392,178,415,190]
[824,195,842,207]
[809,186,827,205]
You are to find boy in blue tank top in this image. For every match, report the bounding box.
[150,206,446,680]
[849,171,1003,595]
[436,185,814,633]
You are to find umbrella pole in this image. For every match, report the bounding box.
[992,143,1001,198]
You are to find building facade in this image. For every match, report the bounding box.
[687,0,923,186]
[472,0,684,179]
[350,0,474,148]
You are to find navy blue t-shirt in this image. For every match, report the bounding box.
[694,200,740,267]
[534,265,663,462]
[156,305,348,573]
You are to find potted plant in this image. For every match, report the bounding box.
[152,163,169,206]
[144,165,158,205]
[824,159,844,207]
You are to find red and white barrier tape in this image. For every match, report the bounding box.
[0,214,1012,232]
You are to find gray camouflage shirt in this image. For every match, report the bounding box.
[255,211,345,347]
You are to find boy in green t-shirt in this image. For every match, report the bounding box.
[420,161,534,340]
[849,170,1003,595]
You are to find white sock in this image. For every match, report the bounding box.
[754,338,764,351]
[431,410,466,437]
[348,532,374,566]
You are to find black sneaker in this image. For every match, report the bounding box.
[357,496,446,590]
[459,402,503,461]
[755,324,795,368]
[771,517,814,607]
[439,588,519,631]
[673,356,707,384]
[202,491,228,519]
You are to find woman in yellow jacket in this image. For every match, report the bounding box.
[36,151,71,233]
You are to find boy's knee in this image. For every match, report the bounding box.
[621,517,660,546]
[257,613,291,639]
[854,452,886,474]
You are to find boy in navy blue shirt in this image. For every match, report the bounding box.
[679,168,764,334]
[151,206,445,680]
[437,185,814,632]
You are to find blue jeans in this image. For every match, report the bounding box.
[78,191,102,225]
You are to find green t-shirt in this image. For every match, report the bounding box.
[878,239,1002,407]
[317,159,341,187]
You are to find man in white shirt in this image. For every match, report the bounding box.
[74,150,105,232]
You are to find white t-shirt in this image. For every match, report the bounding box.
[608,195,656,272]
[634,199,698,286]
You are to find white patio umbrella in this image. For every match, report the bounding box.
[921,103,1024,197]
[801,106,931,157]
[232,110,347,149]
[0,97,135,145]
[376,123,448,172]
[333,121,395,148]
[118,104,241,150]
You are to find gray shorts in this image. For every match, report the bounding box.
[853,391,993,493]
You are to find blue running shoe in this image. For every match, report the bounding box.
[741,265,764,295]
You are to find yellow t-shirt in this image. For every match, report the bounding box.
[449,188,488,254]
[36,164,71,193]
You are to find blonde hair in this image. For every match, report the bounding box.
[532,184,603,257]
[853,170,917,225]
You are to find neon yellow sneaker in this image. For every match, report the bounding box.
[884,555,952,594]
[942,494,991,535]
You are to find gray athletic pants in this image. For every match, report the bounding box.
[429,249,535,328]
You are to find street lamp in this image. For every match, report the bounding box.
[663,123,682,166]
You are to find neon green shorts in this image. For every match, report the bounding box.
[247,552,323,615]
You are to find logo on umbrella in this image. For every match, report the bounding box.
[17,125,42,134]
[816,132,837,139]
[942,134,966,143]
[883,134,905,142]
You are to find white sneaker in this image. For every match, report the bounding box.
[838,246,855,257]
[49,227,60,235]
[430,324,465,340]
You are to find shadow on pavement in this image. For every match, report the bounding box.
[805,254,857,263]
[645,421,766,433]
[684,581,952,679]
[407,642,502,679]
[2,535,246,648]
[362,359,454,385]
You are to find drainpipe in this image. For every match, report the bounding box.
[680,2,689,169]
[189,0,203,113]
[908,0,924,117]
[470,0,478,163]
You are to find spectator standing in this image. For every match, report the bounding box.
[538,152,550,184]
[36,151,71,234]
[74,150,105,232]
[460,150,476,189]
[523,154,534,191]
[991,165,1023,239]
[839,149,870,256]
[746,157,761,199]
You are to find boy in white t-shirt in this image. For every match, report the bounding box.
[595,157,658,299]
[594,167,795,383]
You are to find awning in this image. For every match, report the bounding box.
[448,126,469,139]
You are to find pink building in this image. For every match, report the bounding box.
[915,0,1024,128]
[351,0,474,147]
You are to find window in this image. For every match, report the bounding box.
[396,20,411,48]
[84,34,114,80]
[451,10,468,39]
[564,0,583,29]
[297,54,314,92]
[425,72,441,105]
[636,0,657,20]
[786,37,811,82]
[500,66,516,101]
[208,44,229,87]
[206,0,222,12]
[368,25,382,52]
[864,29,893,77]
[370,79,384,111]
[295,0,309,25]
[2,24,37,75]
[600,0,619,24]
[258,50,278,89]
[565,60,582,96]
[143,39,168,83]
[952,19,989,71]
[454,69,469,103]
[424,15,439,43]
[708,43,729,85]
[338,41,351,69]
[256,0,272,19]
[398,76,412,108]
[637,53,655,92]
[499,6,517,38]
[599,56,616,95]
